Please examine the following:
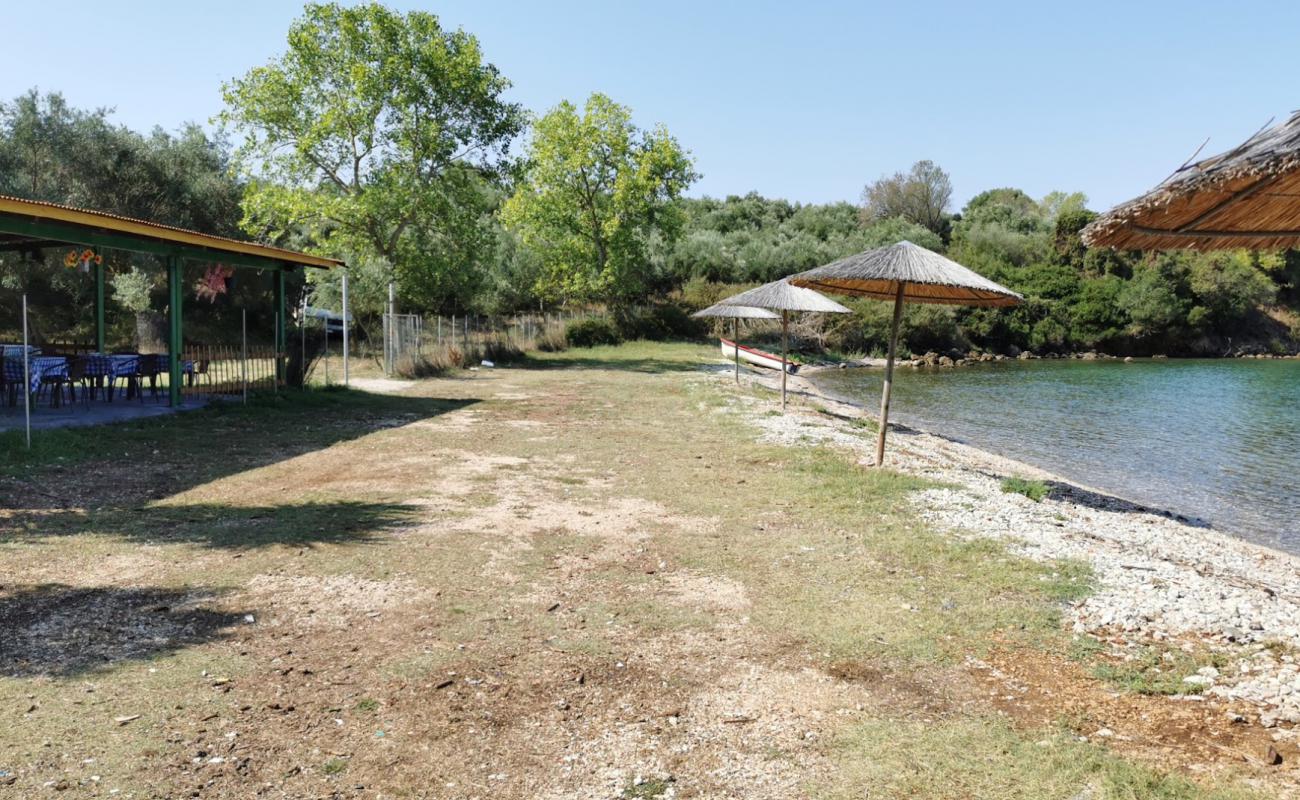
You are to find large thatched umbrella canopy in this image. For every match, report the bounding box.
[790,241,1022,465]
[792,240,1022,307]
[714,279,850,409]
[692,303,779,383]
[1084,111,1300,251]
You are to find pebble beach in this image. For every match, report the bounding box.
[723,365,1300,733]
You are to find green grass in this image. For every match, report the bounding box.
[322,758,348,776]
[511,343,1098,666]
[1088,644,1231,696]
[825,717,1261,800]
[1002,476,1050,502]
[622,778,673,798]
[683,443,1093,665]
[848,417,877,432]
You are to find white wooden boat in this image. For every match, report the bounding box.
[720,338,798,373]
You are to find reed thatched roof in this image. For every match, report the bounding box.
[1083,112,1300,251]
[691,303,779,319]
[714,279,852,314]
[790,241,1022,307]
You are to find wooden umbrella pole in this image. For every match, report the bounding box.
[781,311,789,411]
[733,319,740,383]
[875,282,906,466]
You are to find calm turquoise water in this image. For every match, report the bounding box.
[809,359,1300,552]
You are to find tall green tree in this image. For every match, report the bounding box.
[501,93,698,304]
[219,1,525,311]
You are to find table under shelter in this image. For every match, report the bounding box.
[0,195,343,409]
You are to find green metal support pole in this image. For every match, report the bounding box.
[94,260,105,353]
[167,255,183,407]
[274,269,286,386]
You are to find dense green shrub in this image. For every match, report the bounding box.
[679,277,758,312]
[534,325,568,352]
[821,299,967,357]
[565,317,623,348]
[613,303,706,341]
[481,335,524,364]
[646,303,706,338]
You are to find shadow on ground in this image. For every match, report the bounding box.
[2,501,420,549]
[0,389,478,512]
[0,584,249,677]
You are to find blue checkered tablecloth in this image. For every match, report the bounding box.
[3,353,196,398]
[82,354,141,380]
[0,344,38,359]
[2,356,68,394]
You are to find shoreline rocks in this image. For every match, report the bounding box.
[717,364,1300,731]
[891,349,1299,368]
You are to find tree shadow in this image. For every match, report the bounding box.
[2,500,420,549]
[0,584,249,678]
[0,389,478,512]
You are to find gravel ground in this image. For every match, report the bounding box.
[719,365,1300,730]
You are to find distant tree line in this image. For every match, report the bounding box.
[2,1,1297,357]
[669,176,1300,357]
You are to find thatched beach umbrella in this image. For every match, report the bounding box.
[1084,111,1300,251]
[790,241,1022,465]
[692,303,779,383]
[715,279,851,410]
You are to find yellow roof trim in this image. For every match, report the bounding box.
[0,195,343,269]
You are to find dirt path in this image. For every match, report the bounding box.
[0,344,1288,798]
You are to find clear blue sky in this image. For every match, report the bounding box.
[3,1,1298,212]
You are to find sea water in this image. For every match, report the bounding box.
[810,358,1300,553]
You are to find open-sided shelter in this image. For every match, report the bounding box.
[0,195,342,407]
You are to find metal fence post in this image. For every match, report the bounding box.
[341,269,349,387]
[22,294,31,449]
[273,313,280,395]
[242,308,248,405]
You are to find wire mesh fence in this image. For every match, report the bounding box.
[380,310,605,376]
[383,313,422,375]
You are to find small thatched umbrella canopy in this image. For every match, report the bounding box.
[692,303,779,383]
[1084,111,1300,251]
[714,280,851,410]
[791,241,1022,465]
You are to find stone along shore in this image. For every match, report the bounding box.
[716,364,1300,736]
